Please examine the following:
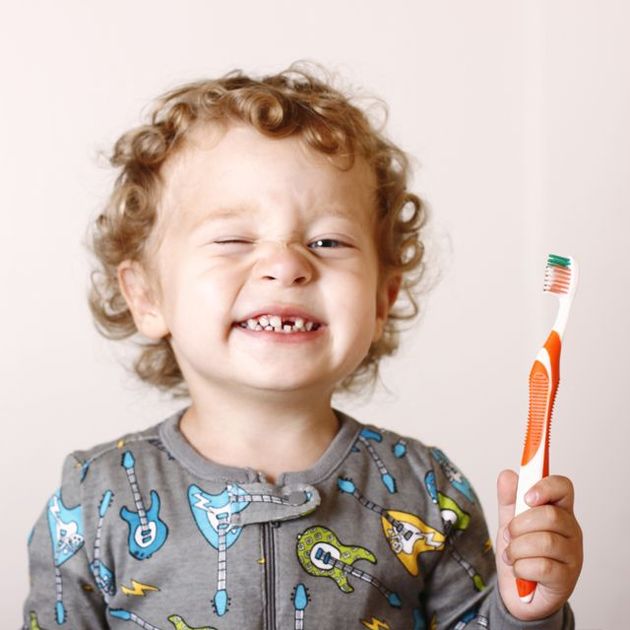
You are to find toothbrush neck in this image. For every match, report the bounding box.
[553,298,572,338]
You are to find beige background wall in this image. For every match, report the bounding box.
[2,1,628,627]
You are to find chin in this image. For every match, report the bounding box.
[243,373,331,394]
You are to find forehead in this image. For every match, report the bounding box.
[157,122,377,229]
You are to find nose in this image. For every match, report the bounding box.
[255,242,313,286]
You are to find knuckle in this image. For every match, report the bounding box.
[539,557,555,580]
[544,504,560,527]
[505,519,518,540]
[507,517,520,537]
[541,532,556,555]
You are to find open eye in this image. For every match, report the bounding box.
[308,238,347,249]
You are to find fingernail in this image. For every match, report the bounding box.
[525,490,538,505]
[502,549,510,565]
[503,527,511,542]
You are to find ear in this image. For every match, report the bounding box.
[373,273,402,343]
[117,260,169,340]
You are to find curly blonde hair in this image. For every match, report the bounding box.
[87,61,428,398]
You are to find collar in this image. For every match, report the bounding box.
[158,405,362,487]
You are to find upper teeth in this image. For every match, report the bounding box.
[241,314,318,333]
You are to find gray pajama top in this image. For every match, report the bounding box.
[22,407,574,629]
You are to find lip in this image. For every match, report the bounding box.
[234,324,326,343]
[235,304,325,325]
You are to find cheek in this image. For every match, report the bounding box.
[161,265,234,330]
[333,269,379,329]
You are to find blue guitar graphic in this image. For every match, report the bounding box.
[109,608,162,629]
[291,583,310,629]
[187,483,253,617]
[47,490,84,624]
[90,490,116,597]
[119,451,168,560]
[353,428,397,493]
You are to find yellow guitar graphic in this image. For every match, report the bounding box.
[337,477,445,576]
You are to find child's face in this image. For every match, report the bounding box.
[120,122,397,399]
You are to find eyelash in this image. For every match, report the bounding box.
[310,239,345,249]
[213,239,347,249]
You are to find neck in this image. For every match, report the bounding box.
[179,386,340,483]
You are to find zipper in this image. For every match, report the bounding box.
[262,520,278,630]
[257,470,278,630]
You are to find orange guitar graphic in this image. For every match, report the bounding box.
[337,477,445,576]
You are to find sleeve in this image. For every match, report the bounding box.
[21,453,108,629]
[420,447,575,629]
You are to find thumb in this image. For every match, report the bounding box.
[497,469,518,531]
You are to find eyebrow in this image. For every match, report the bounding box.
[190,204,359,231]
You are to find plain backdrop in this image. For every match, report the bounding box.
[2,1,628,627]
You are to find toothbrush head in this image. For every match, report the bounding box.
[544,254,578,298]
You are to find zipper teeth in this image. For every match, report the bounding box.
[263,522,276,630]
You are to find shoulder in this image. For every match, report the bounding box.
[73,420,164,472]
[346,414,436,473]
[344,413,479,504]
[55,408,183,501]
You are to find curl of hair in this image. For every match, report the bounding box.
[87,61,429,399]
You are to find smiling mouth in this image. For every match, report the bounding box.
[235,314,322,334]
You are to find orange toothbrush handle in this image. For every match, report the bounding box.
[515,331,561,602]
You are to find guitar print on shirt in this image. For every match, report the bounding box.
[291,582,310,630]
[187,483,251,617]
[90,490,116,597]
[423,470,486,592]
[119,450,169,560]
[46,489,85,624]
[188,482,311,617]
[337,477,446,577]
[296,525,402,608]
[352,428,398,494]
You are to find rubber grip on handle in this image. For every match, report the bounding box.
[514,331,561,603]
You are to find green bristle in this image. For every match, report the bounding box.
[547,253,571,268]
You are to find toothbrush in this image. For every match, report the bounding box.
[514,254,579,603]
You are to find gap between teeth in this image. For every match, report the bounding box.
[240,315,318,333]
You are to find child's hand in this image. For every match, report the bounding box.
[495,469,583,621]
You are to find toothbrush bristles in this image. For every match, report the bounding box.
[544,254,572,294]
[547,254,571,268]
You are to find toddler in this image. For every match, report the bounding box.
[23,62,582,629]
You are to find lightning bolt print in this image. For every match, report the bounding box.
[120,579,160,597]
[361,617,391,629]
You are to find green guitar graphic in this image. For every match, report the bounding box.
[296,525,401,608]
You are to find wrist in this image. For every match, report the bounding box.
[493,588,572,629]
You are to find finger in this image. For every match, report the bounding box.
[503,531,573,566]
[508,504,577,539]
[509,556,572,589]
[522,475,575,512]
[497,469,518,531]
